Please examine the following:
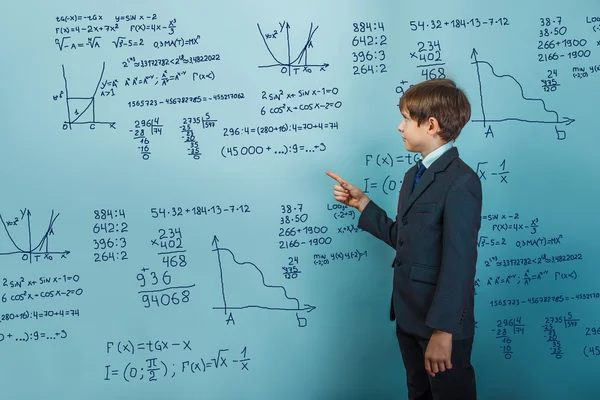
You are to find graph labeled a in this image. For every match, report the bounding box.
[0,209,70,263]
[257,21,330,76]
[212,236,315,327]
[61,62,116,130]
[470,48,574,140]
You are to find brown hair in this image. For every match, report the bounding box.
[399,78,471,141]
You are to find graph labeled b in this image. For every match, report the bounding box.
[60,62,116,130]
[212,236,315,327]
[0,209,70,263]
[470,48,574,140]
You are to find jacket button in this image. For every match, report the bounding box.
[402,218,407,226]
[398,239,404,246]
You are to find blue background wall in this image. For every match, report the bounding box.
[1,0,599,398]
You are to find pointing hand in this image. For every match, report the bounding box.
[326,171,370,212]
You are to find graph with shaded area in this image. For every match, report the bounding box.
[211,236,315,314]
[0,209,70,263]
[62,61,116,130]
[257,21,329,75]
[470,48,574,139]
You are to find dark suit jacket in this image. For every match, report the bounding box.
[358,147,482,340]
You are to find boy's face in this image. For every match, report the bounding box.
[398,110,445,158]
[398,110,431,157]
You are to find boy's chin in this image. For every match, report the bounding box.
[403,143,417,153]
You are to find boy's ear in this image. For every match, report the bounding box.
[426,116,442,137]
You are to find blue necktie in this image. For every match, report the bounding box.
[413,161,426,189]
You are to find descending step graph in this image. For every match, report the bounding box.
[0,209,70,263]
[61,61,116,130]
[211,236,315,326]
[257,21,330,76]
[470,48,574,140]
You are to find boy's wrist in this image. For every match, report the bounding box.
[432,329,452,338]
[357,196,371,212]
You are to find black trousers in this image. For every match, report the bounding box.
[395,324,477,400]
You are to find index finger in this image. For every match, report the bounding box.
[326,171,346,184]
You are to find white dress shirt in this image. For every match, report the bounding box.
[421,141,454,169]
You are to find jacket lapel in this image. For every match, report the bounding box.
[401,147,459,217]
[398,164,417,213]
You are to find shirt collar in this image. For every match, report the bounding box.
[421,141,454,169]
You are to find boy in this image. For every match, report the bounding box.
[326,78,482,399]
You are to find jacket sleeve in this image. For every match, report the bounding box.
[425,173,482,334]
[357,200,398,250]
